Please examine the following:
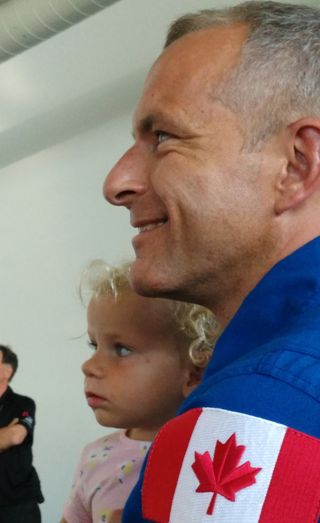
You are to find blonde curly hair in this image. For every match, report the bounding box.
[80,260,219,368]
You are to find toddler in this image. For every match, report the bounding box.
[61,260,218,523]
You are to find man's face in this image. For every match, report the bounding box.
[0,352,12,387]
[104,25,281,309]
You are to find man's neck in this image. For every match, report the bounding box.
[0,383,9,398]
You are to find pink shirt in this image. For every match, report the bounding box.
[63,430,151,523]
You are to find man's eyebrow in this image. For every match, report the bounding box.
[132,115,156,139]
[132,111,189,140]
[133,110,180,138]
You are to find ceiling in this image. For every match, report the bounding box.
[0,0,318,169]
[0,0,218,168]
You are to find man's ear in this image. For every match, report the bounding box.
[275,120,320,215]
[182,365,204,398]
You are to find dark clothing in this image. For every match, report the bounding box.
[0,387,43,518]
[0,500,41,523]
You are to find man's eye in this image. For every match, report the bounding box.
[155,130,172,145]
[115,345,133,357]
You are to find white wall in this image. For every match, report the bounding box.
[0,1,215,520]
[0,0,316,521]
[0,114,134,521]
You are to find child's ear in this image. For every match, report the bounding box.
[275,119,320,214]
[182,365,204,398]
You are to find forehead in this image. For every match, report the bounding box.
[133,24,248,130]
[88,292,175,332]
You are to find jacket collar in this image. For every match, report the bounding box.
[206,237,320,375]
[0,386,13,404]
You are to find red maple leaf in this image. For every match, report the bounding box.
[192,433,262,515]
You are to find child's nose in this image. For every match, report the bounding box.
[82,352,106,378]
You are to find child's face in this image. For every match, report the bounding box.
[82,291,196,439]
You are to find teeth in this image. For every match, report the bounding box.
[139,221,166,233]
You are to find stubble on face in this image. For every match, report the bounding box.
[128,25,281,322]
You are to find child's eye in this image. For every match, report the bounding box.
[115,345,133,357]
[87,340,97,351]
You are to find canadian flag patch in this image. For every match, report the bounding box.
[192,432,261,515]
[142,408,320,522]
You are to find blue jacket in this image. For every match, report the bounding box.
[124,238,320,522]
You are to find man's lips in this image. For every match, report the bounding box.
[137,220,167,233]
[131,219,167,248]
[131,217,167,233]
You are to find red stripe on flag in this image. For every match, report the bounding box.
[259,428,320,522]
[142,408,202,523]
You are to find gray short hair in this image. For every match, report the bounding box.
[165,1,320,148]
[80,259,219,368]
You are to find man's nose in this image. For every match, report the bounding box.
[103,145,147,207]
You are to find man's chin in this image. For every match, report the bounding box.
[129,264,189,303]
[129,262,170,298]
[130,275,162,298]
